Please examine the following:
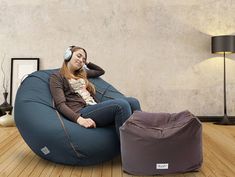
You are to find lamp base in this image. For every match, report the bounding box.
[214,115,235,125]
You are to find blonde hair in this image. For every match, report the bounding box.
[60,47,96,95]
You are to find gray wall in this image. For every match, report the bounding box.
[1,0,235,116]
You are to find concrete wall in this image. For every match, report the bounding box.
[1,0,235,116]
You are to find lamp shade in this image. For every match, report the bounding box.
[211,35,235,54]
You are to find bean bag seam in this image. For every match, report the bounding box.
[100,85,110,101]
[52,99,86,158]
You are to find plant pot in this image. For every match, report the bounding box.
[0,111,15,127]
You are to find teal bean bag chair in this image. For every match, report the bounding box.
[14,69,125,165]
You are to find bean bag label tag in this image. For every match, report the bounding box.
[156,163,169,169]
[41,146,50,155]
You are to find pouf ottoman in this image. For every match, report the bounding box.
[120,110,203,175]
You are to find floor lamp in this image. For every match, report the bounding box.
[212,35,235,125]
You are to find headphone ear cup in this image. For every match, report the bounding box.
[64,47,72,61]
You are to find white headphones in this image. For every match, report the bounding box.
[64,46,75,61]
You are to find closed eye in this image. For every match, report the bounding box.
[77,56,86,62]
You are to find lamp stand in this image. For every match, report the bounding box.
[214,52,235,125]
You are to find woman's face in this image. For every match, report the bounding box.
[68,49,86,70]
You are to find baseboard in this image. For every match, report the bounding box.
[197,116,235,122]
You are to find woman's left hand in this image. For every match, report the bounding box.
[77,116,96,128]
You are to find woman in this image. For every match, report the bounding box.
[49,46,140,136]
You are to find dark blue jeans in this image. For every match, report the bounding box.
[99,95,141,113]
[122,97,141,113]
[79,99,132,137]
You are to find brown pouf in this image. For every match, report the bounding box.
[120,110,203,175]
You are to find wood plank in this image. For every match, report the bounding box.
[27,158,49,177]
[102,161,112,177]
[204,124,235,173]
[0,134,22,156]
[123,172,133,177]
[0,137,26,171]
[71,166,83,177]
[39,162,56,177]
[112,156,122,177]
[203,135,235,176]
[18,155,41,177]
[0,127,17,144]
[7,150,36,177]
[49,164,65,177]
[0,143,30,176]
[60,165,73,177]
[81,166,93,177]
[91,164,102,177]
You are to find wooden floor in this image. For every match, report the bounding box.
[0,123,235,177]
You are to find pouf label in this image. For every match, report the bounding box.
[41,146,50,155]
[156,163,169,169]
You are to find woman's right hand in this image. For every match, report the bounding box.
[77,116,96,128]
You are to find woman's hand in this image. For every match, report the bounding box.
[77,116,96,128]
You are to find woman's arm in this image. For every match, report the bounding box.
[49,73,81,123]
[50,73,96,128]
[85,62,105,78]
